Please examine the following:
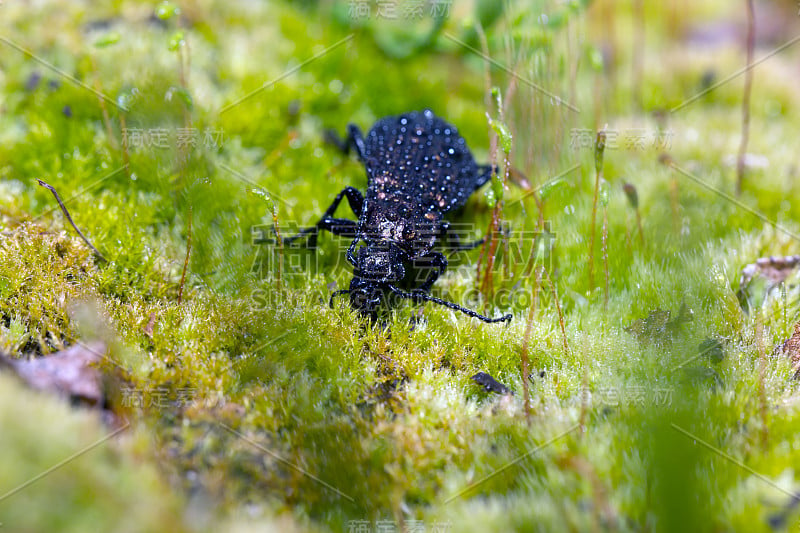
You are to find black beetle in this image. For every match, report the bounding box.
[284,109,511,323]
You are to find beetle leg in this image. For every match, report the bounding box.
[475,164,496,189]
[284,186,364,247]
[324,124,367,163]
[415,251,447,293]
[439,222,485,251]
[329,289,350,308]
[444,232,485,251]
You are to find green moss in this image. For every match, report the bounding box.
[0,374,185,533]
[2,0,800,531]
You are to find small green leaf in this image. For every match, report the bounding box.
[588,46,604,72]
[491,86,502,111]
[0,275,10,299]
[116,89,137,111]
[491,171,504,202]
[699,338,725,363]
[165,86,193,110]
[94,31,121,48]
[168,31,185,51]
[475,0,505,29]
[155,1,180,20]
[539,176,568,201]
[484,187,496,208]
[247,187,274,213]
[488,117,513,154]
[533,230,554,261]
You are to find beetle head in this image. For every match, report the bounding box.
[330,241,511,324]
[346,277,383,319]
[345,243,405,318]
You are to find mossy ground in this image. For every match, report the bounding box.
[2,0,800,531]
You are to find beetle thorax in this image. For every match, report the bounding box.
[354,243,404,283]
[377,217,405,241]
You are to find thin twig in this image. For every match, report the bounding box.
[602,207,609,314]
[736,0,755,196]
[519,266,543,421]
[36,180,107,262]
[632,0,645,111]
[271,205,283,292]
[588,130,606,291]
[480,152,508,300]
[474,21,498,295]
[623,215,633,255]
[91,55,117,151]
[178,205,193,304]
[634,207,645,247]
[669,176,680,233]
[542,267,568,356]
[756,313,769,449]
[119,113,131,178]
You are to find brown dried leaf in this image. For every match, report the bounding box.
[740,255,800,289]
[2,342,105,405]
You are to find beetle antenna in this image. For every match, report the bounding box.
[329,289,350,308]
[388,286,511,323]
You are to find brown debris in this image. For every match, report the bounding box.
[774,322,800,379]
[0,342,106,406]
[143,312,157,339]
[739,255,800,289]
[507,166,532,190]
